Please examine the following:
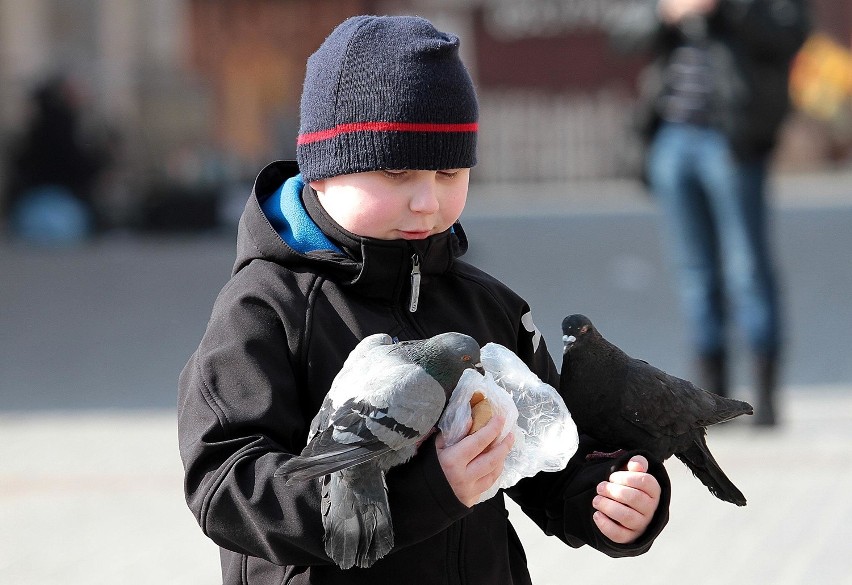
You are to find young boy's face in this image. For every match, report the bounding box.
[311,169,469,240]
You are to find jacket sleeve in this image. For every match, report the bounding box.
[506,322,671,557]
[177,273,332,566]
[507,436,671,557]
[177,271,471,566]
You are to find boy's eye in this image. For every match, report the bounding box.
[379,169,463,180]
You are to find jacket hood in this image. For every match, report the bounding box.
[233,160,469,303]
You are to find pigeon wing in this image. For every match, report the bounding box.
[304,333,396,444]
[356,363,448,450]
[620,358,717,439]
[276,400,396,483]
[276,355,447,482]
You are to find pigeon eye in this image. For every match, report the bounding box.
[462,355,471,362]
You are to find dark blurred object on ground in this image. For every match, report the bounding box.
[2,76,114,245]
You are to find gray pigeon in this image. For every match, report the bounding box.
[560,314,753,506]
[275,331,483,569]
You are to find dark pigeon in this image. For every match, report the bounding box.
[560,314,753,506]
[275,332,483,568]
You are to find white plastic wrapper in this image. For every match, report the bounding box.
[437,342,579,503]
[438,368,520,445]
[481,343,579,476]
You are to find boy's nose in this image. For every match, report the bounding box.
[409,181,440,214]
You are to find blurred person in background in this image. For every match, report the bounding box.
[610,0,809,426]
[2,76,111,245]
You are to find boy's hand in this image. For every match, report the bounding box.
[592,455,661,544]
[435,415,514,507]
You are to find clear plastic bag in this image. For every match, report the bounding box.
[481,343,579,476]
[437,343,579,503]
[438,368,520,446]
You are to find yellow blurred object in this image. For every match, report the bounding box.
[789,34,852,121]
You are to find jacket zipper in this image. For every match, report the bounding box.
[409,253,421,313]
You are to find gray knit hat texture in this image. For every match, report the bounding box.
[296,15,479,182]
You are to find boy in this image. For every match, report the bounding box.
[178,15,671,584]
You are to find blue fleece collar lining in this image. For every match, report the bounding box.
[260,174,341,254]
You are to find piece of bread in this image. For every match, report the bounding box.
[469,391,493,434]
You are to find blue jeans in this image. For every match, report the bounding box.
[647,122,781,356]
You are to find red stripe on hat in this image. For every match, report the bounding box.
[297,121,478,145]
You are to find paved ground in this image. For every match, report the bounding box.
[2,170,851,584]
[515,385,852,585]
[2,386,850,584]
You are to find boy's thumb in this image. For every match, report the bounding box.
[626,455,649,473]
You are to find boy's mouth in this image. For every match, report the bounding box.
[399,230,432,240]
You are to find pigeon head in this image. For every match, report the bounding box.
[400,332,483,397]
[561,314,598,354]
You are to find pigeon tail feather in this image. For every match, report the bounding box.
[701,395,754,427]
[676,437,747,506]
[274,445,386,484]
[322,470,394,569]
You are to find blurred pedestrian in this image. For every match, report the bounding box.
[3,76,110,244]
[610,0,809,425]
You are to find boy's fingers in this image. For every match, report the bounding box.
[592,510,636,544]
[461,416,473,437]
[608,468,661,500]
[625,455,648,473]
[467,431,514,481]
[454,414,505,461]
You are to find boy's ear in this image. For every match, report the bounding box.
[308,179,325,194]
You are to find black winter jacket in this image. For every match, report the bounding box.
[610,0,809,162]
[178,161,671,584]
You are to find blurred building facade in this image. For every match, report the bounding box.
[1,0,850,230]
[0,0,209,229]
[183,0,654,184]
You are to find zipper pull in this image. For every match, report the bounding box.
[409,254,421,313]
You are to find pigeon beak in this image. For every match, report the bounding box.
[562,334,576,354]
[474,362,485,375]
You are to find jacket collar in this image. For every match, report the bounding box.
[235,160,468,304]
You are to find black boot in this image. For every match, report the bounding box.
[696,351,728,397]
[754,354,778,426]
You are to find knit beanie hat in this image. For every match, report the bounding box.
[296,15,479,182]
